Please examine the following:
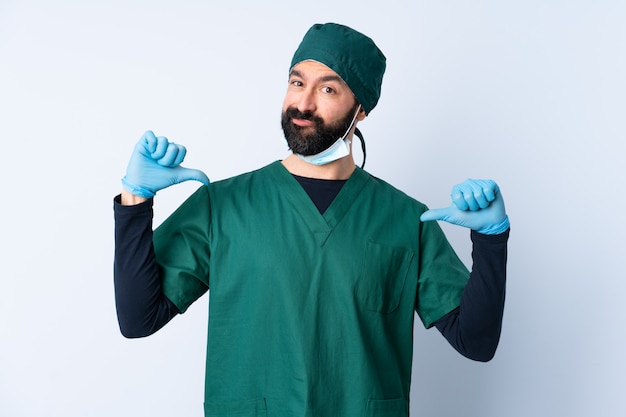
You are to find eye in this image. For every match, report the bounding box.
[290,79,303,87]
[321,86,336,94]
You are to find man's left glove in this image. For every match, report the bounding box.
[420,179,510,235]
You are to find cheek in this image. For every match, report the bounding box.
[322,97,355,122]
[282,90,299,110]
[324,107,346,125]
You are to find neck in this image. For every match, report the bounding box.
[281,153,356,180]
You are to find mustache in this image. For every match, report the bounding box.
[284,107,323,124]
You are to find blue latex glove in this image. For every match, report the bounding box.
[420,179,510,235]
[121,130,210,198]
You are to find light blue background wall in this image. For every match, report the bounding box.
[1,1,624,416]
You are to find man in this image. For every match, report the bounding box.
[114,23,510,417]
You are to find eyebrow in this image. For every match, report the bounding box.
[289,69,345,85]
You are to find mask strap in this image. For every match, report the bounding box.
[354,128,366,169]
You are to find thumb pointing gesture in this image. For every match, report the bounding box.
[420,179,510,235]
[122,131,210,198]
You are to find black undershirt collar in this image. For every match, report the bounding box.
[292,174,346,214]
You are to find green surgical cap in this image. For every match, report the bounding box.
[290,23,386,115]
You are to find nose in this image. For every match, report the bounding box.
[295,88,317,113]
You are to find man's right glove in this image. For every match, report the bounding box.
[122,130,210,198]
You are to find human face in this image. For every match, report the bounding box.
[281,61,361,156]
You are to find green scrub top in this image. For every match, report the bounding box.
[153,161,469,417]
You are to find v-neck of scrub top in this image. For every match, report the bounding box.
[268,161,369,247]
[292,174,346,214]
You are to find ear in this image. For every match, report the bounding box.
[356,106,367,121]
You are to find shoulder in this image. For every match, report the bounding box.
[360,169,428,213]
[210,161,280,189]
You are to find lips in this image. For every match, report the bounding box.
[291,118,315,127]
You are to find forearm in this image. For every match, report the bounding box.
[435,229,509,361]
[113,195,179,338]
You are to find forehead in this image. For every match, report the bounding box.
[290,60,346,84]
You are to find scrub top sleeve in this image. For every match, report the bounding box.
[153,186,212,313]
[415,216,470,328]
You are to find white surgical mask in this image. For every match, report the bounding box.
[297,137,351,166]
[296,106,361,166]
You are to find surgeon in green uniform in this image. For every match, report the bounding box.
[114,23,510,417]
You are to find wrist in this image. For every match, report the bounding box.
[120,189,149,206]
[476,215,510,235]
[121,176,155,199]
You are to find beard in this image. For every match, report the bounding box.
[281,103,359,156]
